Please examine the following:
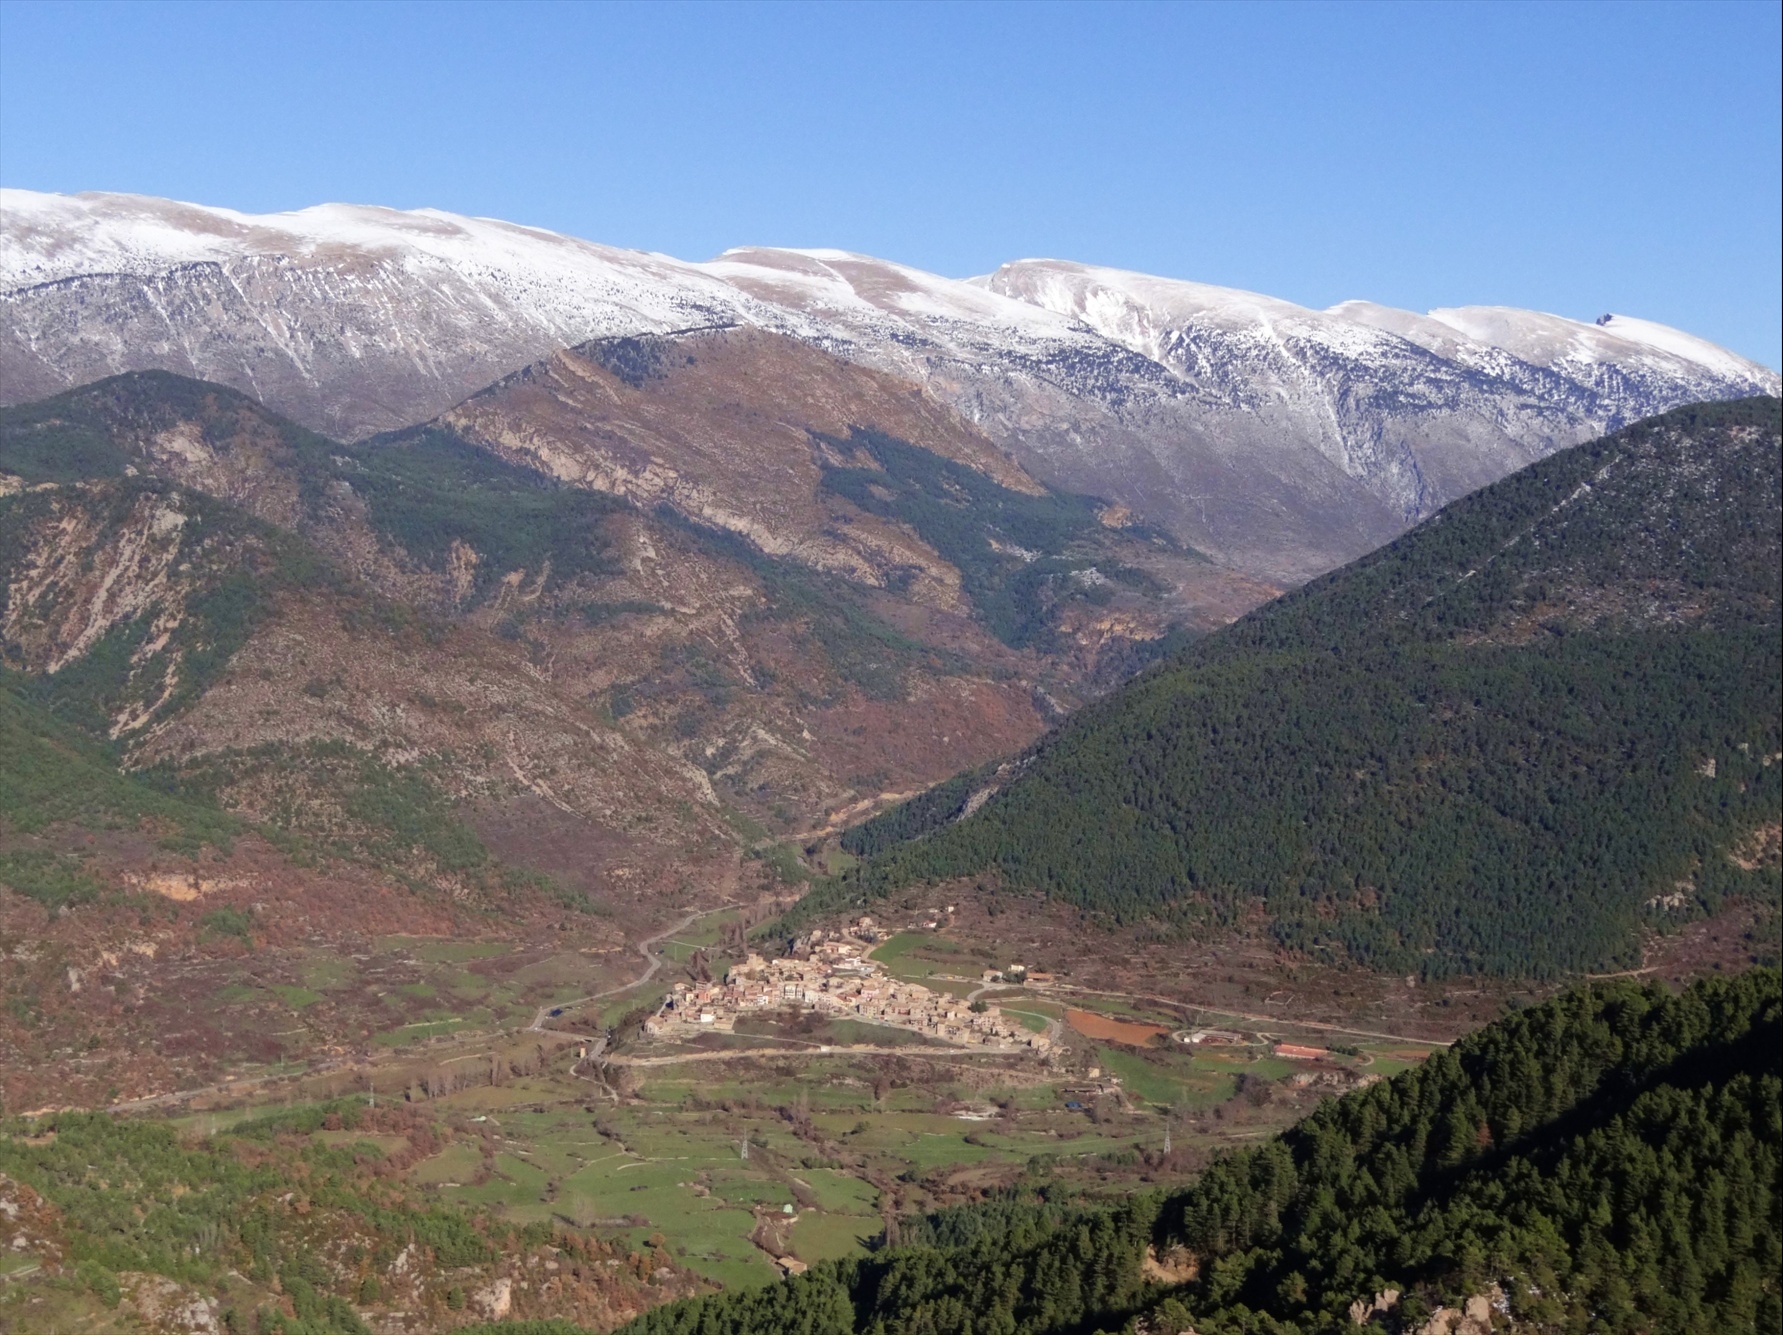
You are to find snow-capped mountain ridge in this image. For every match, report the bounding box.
[9,191,1762,388]
[3,189,1774,582]
[984,256,1771,396]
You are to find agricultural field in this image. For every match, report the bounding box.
[0,954,1444,1335]
[394,1055,1166,1284]
[867,930,990,984]
[52,1000,1416,1308]
[61,930,648,1100]
[239,996,1429,1295]
[0,902,1443,1328]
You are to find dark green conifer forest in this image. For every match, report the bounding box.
[831,399,1783,977]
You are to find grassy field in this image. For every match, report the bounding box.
[816,847,860,876]
[1001,1007,1052,1033]
[868,931,982,981]
[272,1040,1269,1293]
[1092,1046,1241,1109]
[133,930,660,1081]
[1361,1046,1439,1077]
[387,1074,892,1289]
[373,1017,471,1046]
[82,921,1409,1309]
[867,931,939,975]
[1054,991,1184,1027]
[68,1028,1353,1315]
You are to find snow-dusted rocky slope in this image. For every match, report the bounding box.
[4,189,1775,580]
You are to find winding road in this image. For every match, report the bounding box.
[107,905,737,1114]
[605,1043,1014,1068]
[1041,981,1451,1048]
[529,902,737,1047]
[104,905,1442,1117]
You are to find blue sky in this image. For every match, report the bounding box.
[2,0,1778,367]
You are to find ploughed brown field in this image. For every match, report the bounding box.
[1065,1008,1169,1045]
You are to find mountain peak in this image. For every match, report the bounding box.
[4,188,1777,585]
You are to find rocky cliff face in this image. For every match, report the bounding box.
[7,190,1773,584]
[434,326,1039,608]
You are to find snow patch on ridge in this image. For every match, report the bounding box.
[3,189,1776,585]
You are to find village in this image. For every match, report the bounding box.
[645,918,1054,1054]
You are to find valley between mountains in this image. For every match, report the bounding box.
[0,340,1249,1111]
[0,191,1778,1335]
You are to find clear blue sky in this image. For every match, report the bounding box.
[3,0,1778,367]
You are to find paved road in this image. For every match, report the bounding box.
[537,902,748,1094]
[1043,981,1451,1048]
[102,905,1444,1119]
[606,1042,1024,1068]
[109,1062,323,1113]
[960,980,1065,1046]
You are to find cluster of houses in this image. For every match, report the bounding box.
[644,919,1051,1053]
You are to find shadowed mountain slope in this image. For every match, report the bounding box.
[0,357,1187,1106]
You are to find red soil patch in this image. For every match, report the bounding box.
[1066,1008,1169,1045]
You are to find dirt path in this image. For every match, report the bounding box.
[527,902,735,1035]
[109,1063,320,1113]
[934,972,1449,1049]
[1044,981,1452,1048]
[963,981,1064,1046]
[104,906,1444,1120]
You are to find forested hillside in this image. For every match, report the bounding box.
[617,968,1782,1334]
[835,399,1783,977]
